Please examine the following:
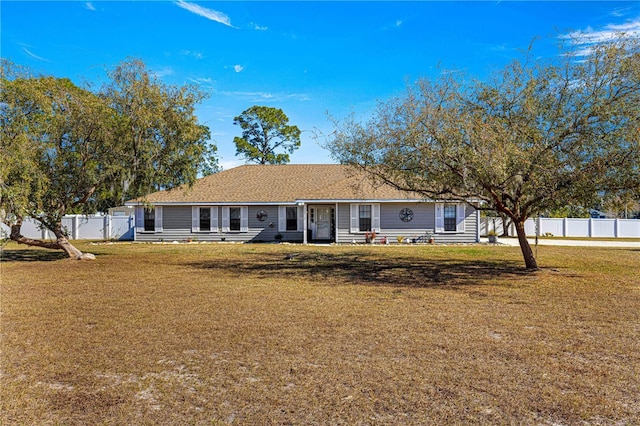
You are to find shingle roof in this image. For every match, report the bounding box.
[126,164,423,204]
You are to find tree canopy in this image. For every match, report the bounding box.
[233,105,301,164]
[0,58,213,258]
[327,34,640,269]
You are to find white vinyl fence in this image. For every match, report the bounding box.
[1,215,135,241]
[481,217,640,238]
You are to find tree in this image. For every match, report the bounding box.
[233,105,301,164]
[327,34,640,269]
[0,59,212,259]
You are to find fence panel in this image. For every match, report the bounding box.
[111,216,135,240]
[618,219,640,237]
[539,218,564,237]
[480,217,640,238]
[591,219,616,238]
[2,215,135,241]
[565,219,590,237]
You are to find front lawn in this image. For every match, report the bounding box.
[1,242,638,424]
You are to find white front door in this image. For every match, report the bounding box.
[315,206,332,240]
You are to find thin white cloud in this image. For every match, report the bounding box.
[175,1,235,28]
[233,65,244,73]
[181,50,204,59]
[218,91,310,103]
[251,22,268,31]
[151,66,174,78]
[22,47,49,62]
[562,17,640,45]
[85,2,96,11]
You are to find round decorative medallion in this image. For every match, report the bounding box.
[399,208,414,222]
[256,210,268,221]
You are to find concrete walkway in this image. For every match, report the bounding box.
[484,237,640,248]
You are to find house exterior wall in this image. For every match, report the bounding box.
[133,202,478,243]
[134,205,304,243]
[336,202,477,244]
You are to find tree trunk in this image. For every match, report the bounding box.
[9,220,95,260]
[513,219,538,270]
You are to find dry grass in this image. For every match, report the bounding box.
[1,242,639,425]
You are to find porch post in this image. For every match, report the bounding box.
[301,203,308,245]
[335,203,339,244]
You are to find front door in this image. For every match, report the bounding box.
[315,206,332,240]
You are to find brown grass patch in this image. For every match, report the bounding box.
[1,242,639,424]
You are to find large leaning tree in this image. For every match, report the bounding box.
[0,58,211,259]
[327,34,640,269]
[233,105,301,164]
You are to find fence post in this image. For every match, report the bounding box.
[588,218,593,237]
[614,218,619,238]
[563,218,568,237]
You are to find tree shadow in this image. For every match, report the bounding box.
[0,249,68,262]
[188,251,532,289]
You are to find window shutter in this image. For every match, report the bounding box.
[456,203,466,233]
[192,207,200,232]
[210,207,218,232]
[154,206,163,232]
[350,204,358,233]
[278,206,287,232]
[435,203,444,233]
[297,205,304,232]
[135,206,144,228]
[221,207,230,232]
[240,206,249,232]
[372,204,381,232]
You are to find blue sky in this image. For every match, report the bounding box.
[2,1,639,169]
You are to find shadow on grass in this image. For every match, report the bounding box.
[0,249,68,262]
[188,251,531,288]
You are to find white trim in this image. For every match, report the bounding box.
[435,203,444,233]
[456,203,466,233]
[221,207,230,232]
[154,206,163,232]
[211,207,219,232]
[372,203,381,232]
[350,204,358,233]
[240,206,249,232]
[278,206,287,232]
[297,205,304,232]
[135,206,144,228]
[192,206,200,232]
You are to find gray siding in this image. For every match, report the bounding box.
[337,202,477,244]
[135,205,303,243]
[136,203,477,244]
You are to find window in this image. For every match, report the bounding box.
[199,207,211,231]
[278,205,303,232]
[222,207,247,232]
[359,205,372,232]
[229,207,241,231]
[144,208,155,232]
[350,203,380,233]
[137,206,162,232]
[286,207,298,231]
[444,204,457,232]
[435,203,465,233]
[192,207,218,232]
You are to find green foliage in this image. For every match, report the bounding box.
[0,58,213,252]
[233,105,301,164]
[327,34,640,268]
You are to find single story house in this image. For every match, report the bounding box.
[125,164,480,244]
